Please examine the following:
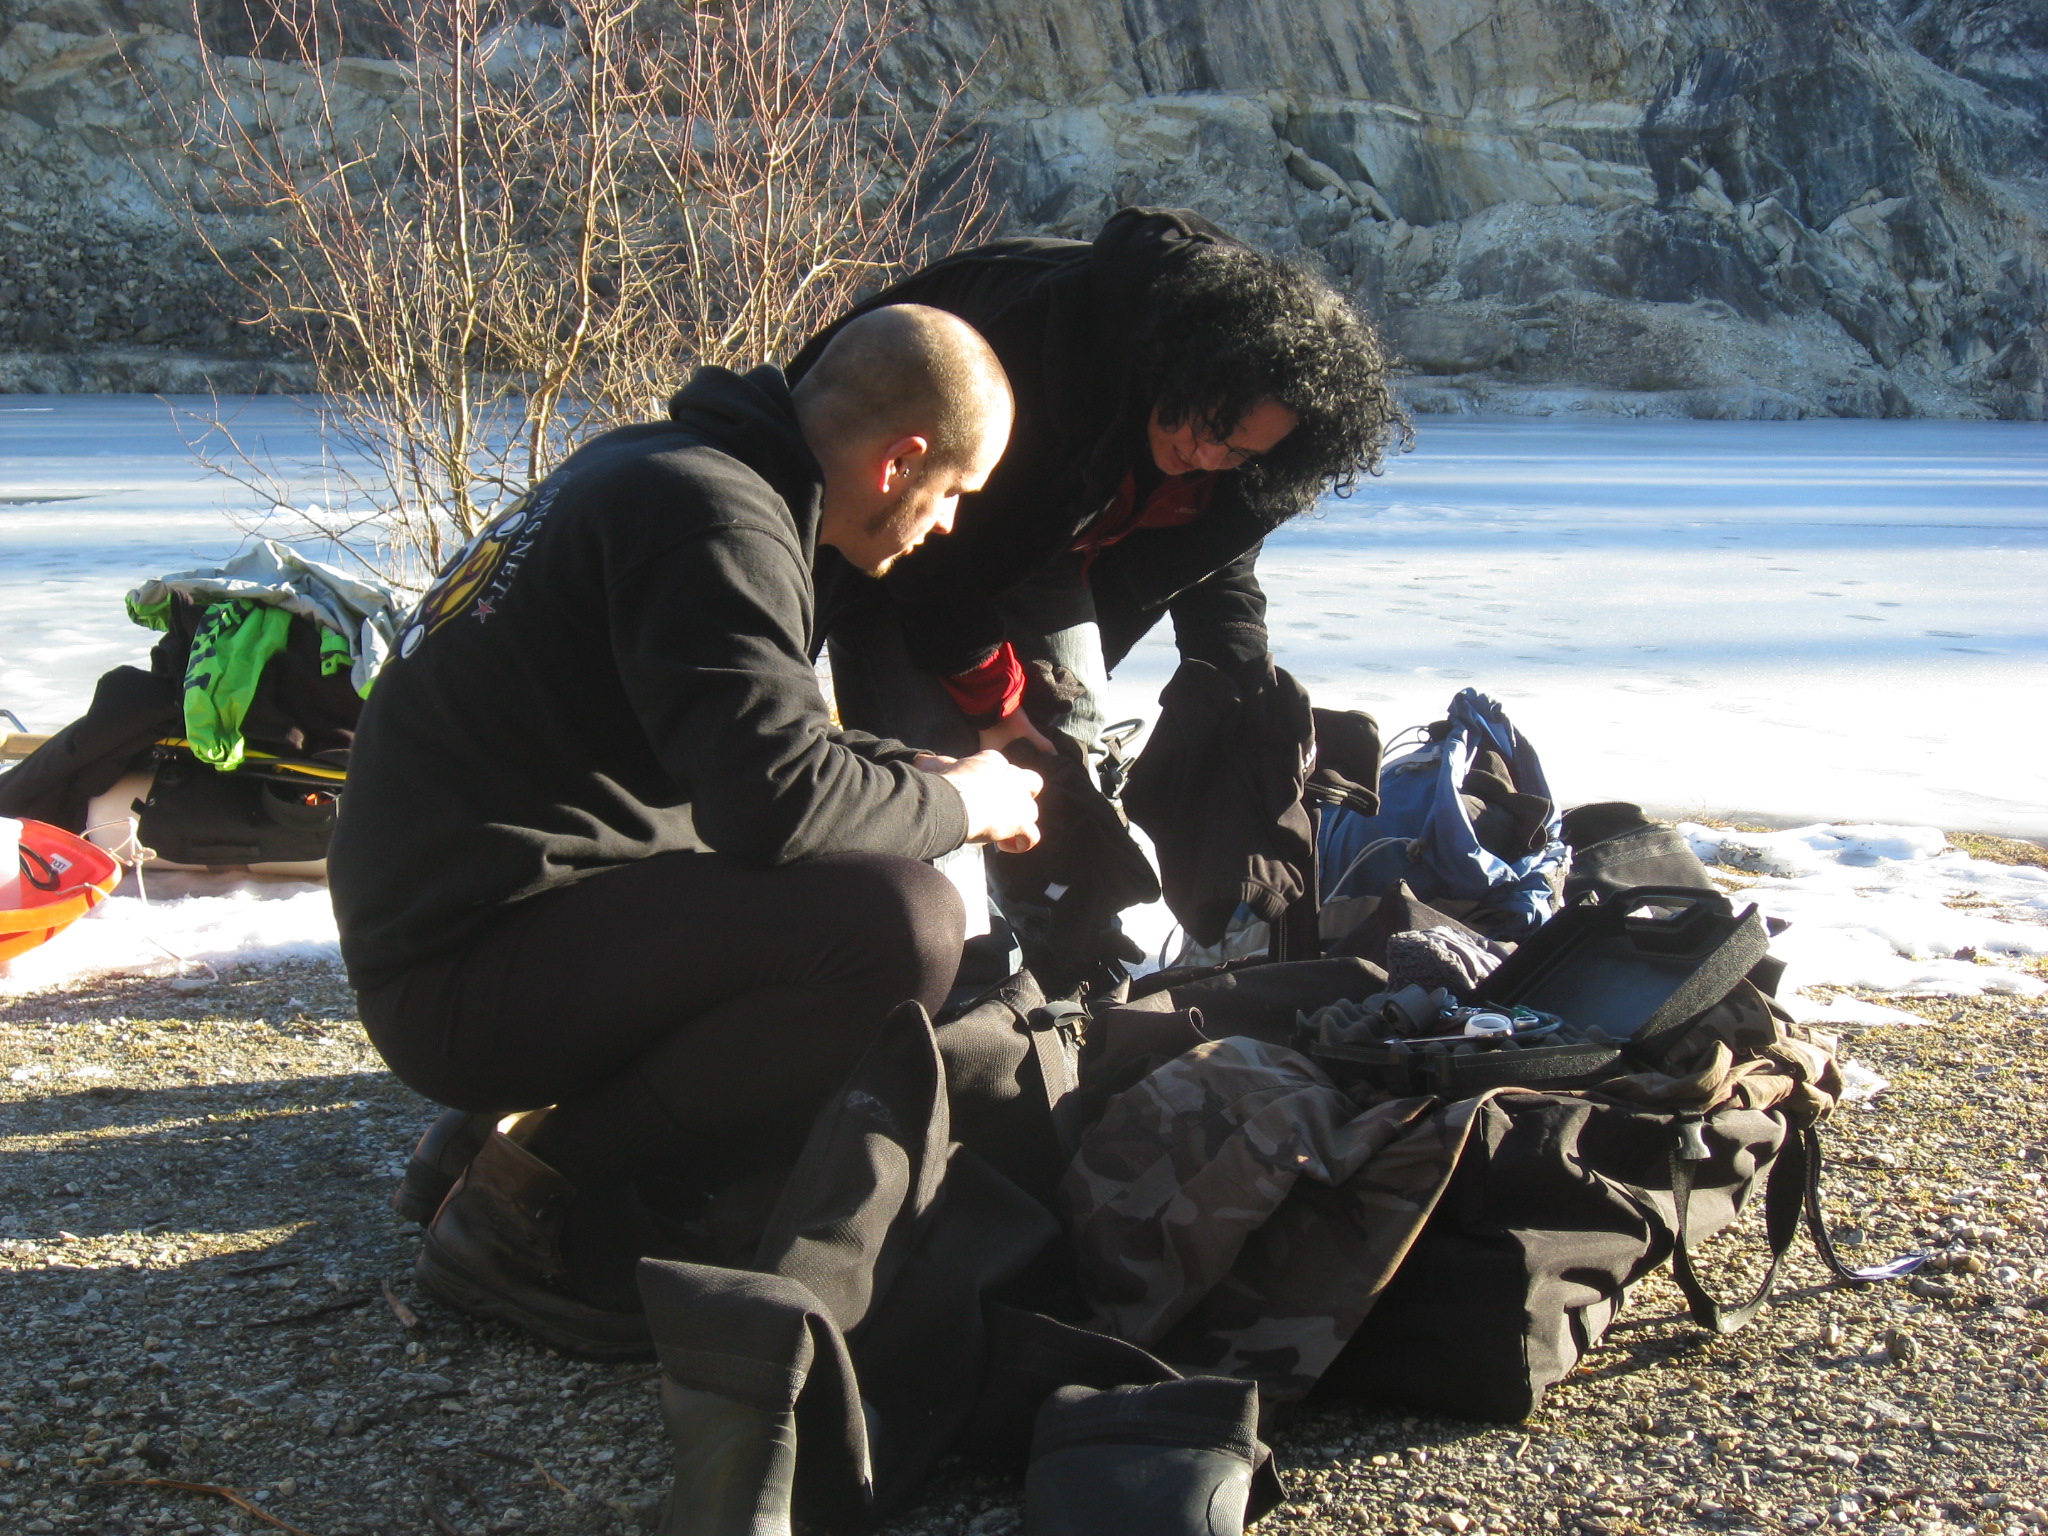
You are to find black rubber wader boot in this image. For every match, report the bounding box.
[958,1305,1182,1470]
[639,1261,871,1536]
[392,1109,497,1224]
[1024,1377,1278,1536]
[415,1131,652,1360]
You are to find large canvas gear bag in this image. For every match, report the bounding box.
[1324,1087,1799,1421]
[1063,883,1861,1421]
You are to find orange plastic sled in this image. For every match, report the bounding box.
[0,819,123,964]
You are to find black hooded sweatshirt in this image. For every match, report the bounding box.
[328,366,969,990]
[778,208,1285,680]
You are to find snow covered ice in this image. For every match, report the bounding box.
[3,398,2045,1012]
[1119,415,2048,838]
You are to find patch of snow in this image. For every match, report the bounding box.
[1676,821,2048,1003]
[1838,1060,1892,1103]
[0,879,339,997]
[1782,995,1930,1029]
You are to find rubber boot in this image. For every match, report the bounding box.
[415,1131,652,1360]
[640,1258,872,1536]
[959,1304,1181,1469]
[1024,1377,1270,1536]
[654,1377,798,1536]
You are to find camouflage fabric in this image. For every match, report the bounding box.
[1064,1036,1499,1400]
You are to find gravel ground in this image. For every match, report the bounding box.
[2,952,2045,1535]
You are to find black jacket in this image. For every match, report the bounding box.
[1123,658,1317,949]
[329,366,969,989]
[779,208,1283,679]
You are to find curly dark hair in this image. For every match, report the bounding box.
[1138,243,1409,517]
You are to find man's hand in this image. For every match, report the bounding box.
[977,710,1060,757]
[920,749,1043,852]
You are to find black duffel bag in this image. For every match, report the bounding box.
[1325,1086,1817,1422]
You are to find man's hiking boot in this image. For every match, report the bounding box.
[415,1132,652,1360]
[393,1107,552,1224]
[392,1109,496,1224]
[640,1259,872,1536]
[1024,1377,1271,1536]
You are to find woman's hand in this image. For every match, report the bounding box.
[976,710,1060,757]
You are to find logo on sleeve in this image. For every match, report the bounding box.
[397,478,562,660]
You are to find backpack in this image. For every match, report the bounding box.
[1317,688,1567,938]
[1326,1086,1798,1421]
[1062,915,1884,1421]
[1328,983,1891,1422]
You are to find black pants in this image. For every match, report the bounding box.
[359,849,965,1197]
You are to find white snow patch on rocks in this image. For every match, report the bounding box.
[0,878,338,996]
[1681,822,2048,1002]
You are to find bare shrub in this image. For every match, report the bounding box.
[137,0,990,589]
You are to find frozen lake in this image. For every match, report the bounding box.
[3,397,2045,836]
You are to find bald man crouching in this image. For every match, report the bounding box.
[327,306,1038,1357]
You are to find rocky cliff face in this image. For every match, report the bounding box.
[1,0,2043,417]
[890,0,2048,418]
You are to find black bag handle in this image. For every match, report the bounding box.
[1670,1115,1929,1333]
[1668,1114,1806,1334]
[1800,1123,1931,1284]
[1027,1001,1088,1161]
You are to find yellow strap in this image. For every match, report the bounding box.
[156,738,348,784]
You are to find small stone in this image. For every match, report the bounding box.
[1908,1277,1956,1300]
[1884,1327,1918,1364]
[1823,1320,1848,1348]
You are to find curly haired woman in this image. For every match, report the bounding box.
[779,207,1406,973]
